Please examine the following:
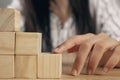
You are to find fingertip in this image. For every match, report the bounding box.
[88,69,92,75]
[72,69,78,76]
[53,48,60,53]
[103,67,109,73]
[53,47,63,53]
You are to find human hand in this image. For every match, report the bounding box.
[53,33,120,76]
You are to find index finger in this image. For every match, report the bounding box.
[53,33,94,53]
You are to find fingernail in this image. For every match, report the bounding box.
[88,69,92,75]
[72,70,78,76]
[103,67,108,73]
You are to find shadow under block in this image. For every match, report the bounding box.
[0,32,15,55]
[0,56,14,78]
[15,56,36,79]
[0,8,20,32]
[38,53,62,79]
[16,32,41,55]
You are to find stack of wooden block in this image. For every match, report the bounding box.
[0,8,62,79]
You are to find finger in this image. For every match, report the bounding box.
[67,45,80,53]
[104,46,120,72]
[53,33,94,53]
[72,33,108,76]
[99,50,113,67]
[116,61,120,67]
[88,38,119,74]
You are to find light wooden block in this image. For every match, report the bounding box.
[0,8,20,32]
[38,53,62,79]
[16,32,41,55]
[0,32,15,55]
[15,56,36,79]
[0,56,14,78]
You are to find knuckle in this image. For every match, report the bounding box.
[99,32,107,36]
[86,33,95,36]
[98,32,109,38]
[70,35,80,40]
[81,42,91,48]
[99,32,105,35]
[95,42,106,50]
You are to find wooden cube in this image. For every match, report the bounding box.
[0,8,20,32]
[15,56,36,79]
[38,53,62,79]
[0,32,15,55]
[16,32,41,55]
[0,56,14,78]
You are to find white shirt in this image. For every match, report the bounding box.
[8,0,120,49]
[50,13,76,49]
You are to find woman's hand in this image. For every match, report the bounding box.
[53,33,120,76]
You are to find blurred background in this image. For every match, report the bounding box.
[0,0,12,7]
[0,0,120,8]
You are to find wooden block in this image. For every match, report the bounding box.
[38,53,62,79]
[16,32,42,55]
[0,32,15,55]
[15,56,36,79]
[0,56,14,78]
[0,8,20,32]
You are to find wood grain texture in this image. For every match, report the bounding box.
[16,32,42,55]
[0,56,14,78]
[38,53,62,79]
[0,53,120,80]
[15,56,37,79]
[0,8,20,32]
[0,32,15,55]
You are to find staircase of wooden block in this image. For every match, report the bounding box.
[0,8,62,79]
